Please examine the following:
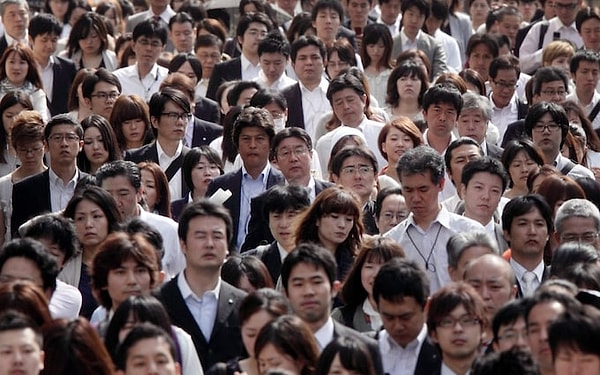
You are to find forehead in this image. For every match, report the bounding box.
[163,100,185,112]
[101,175,137,190]
[93,81,119,92]
[540,80,565,89]
[1,256,41,274]
[576,60,600,70]
[296,45,321,56]
[400,171,436,186]
[528,300,565,322]
[246,22,268,31]
[289,261,329,279]
[48,123,77,135]
[188,215,227,231]
[381,194,405,207]
[332,88,362,100]
[465,257,510,278]
[341,155,371,166]
[0,328,40,347]
[471,43,493,55]
[559,215,598,231]
[239,125,268,136]
[172,21,193,29]
[316,7,341,16]
[451,144,480,159]
[277,136,307,148]
[3,3,27,13]
[513,207,545,221]
[467,171,504,186]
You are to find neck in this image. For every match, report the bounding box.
[443,354,477,375]
[34,54,50,67]
[301,78,321,91]
[464,210,491,227]
[426,132,451,155]
[512,252,543,271]
[245,162,267,179]
[319,237,338,253]
[126,140,143,150]
[82,244,100,265]
[404,28,418,40]
[543,150,559,165]
[151,4,167,15]
[192,188,207,201]
[307,315,329,334]
[385,164,400,182]
[158,138,180,157]
[289,174,311,187]
[138,63,154,78]
[397,99,420,114]
[577,88,594,105]
[183,268,219,296]
[50,163,77,183]
[414,205,441,230]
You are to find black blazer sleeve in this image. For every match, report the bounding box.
[206,58,242,100]
[191,117,223,147]
[49,57,77,116]
[282,84,305,129]
[240,192,273,252]
[194,97,221,124]
[11,171,51,238]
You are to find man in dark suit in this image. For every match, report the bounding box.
[194,96,220,125]
[206,107,284,252]
[157,200,247,372]
[281,243,384,373]
[0,0,30,58]
[126,88,193,200]
[206,12,274,100]
[372,258,441,375]
[242,127,333,251]
[502,195,553,298]
[29,14,77,116]
[12,115,86,238]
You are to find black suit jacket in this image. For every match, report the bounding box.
[243,241,282,283]
[48,56,77,116]
[205,167,285,251]
[486,142,504,160]
[0,37,7,62]
[194,97,221,124]
[11,169,89,238]
[206,57,242,100]
[332,321,384,375]
[240,179,333,251]
[191,116,222,147]
[125,142,191,199]
[501,119,526,148]
[282,83,304,129]
[157,277,247,371]
[170,196,189,222]
[415,337,443,375]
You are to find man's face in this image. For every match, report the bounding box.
[490,68,518,108]
[496,15,520,45]
[101,175,143,219]
[269,209,303,249]
[554,0,579,26]
[30,33,59,62]
[376,194,408,233]
[238,22,268,56]
[0,257,44,290]
[196,45,221,79]
[123,337,180,375]
[312,8,341,41]
[379,0,401,25]
[494,317,528,352]
[449,245,493,281]
[2,3,29,39]
[274,136,312,184]
[463,257,515,320]
[572,60,600,94]
[284,262,333,328]
[292,45,325,85]
[519,1,539,22]
[331,155,376,203]
[457,109,488,144]
[237,126,271,172]
[378,296,425,347]
[346,0,372,25]
[503,207,549,262]
[531,112,563,157]
[402,6,425,37]
[580,18,600,51]
[0,328,44,375]
[448,144,481,187]
[151,101,188,143]
[400,170,443,221]
[170,21,195,53]
[331,88,367,127]
[181,215,229,271]
[132,36,165,67]
[35,238,66,269]
[527,301,566,372]
[45,124,83,168]
[467,44,494,81]
[554,346,600,375]
[86,81,120,119]
[431,304,483,361]
[533,80,567,104]
[422,103,458,139]
[461,172,504,224]
[556,216,600,250]
[106,259,153,309]
[259,52,287,83]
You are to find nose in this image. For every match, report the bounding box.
[85,216,94,228]
[126,270,137,284]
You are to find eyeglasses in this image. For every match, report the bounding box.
[532,122,562,133]
[541,89,567,97]
[48,133,80,143]
[161,112,193,122]
[341,165,375,176]
[277,146,309,159]
[493,80,518,89]
[560,232,600,243]
[16,146,44,155]
[438,315,480,329]
[137,38,163,48]
[554,2,577,9]
[91,91,120,101]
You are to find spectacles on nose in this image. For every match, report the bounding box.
[161,112,193,121]
[91,91,120,101]
[532,122,561,133]
[560,232,600,243]
[341,165,375,175]
[438,315,480,329]
[540,89,567,97]
[49,133,80,143]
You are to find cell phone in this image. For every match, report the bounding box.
[354,27,363,36]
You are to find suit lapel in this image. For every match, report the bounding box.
[163,279,209,347]
[210,282,237,341]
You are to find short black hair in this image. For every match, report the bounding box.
[148,87,191,119]
[258,30,290,57]
[0,310,41,345]
[550,243,600,279]
[133,19,168,45]
[271,127,312,158]
[524,102,569,147]
[178,199,234,245]
[489,55,520,80]
[462,156,509,192]
[81,68,122,100]
[444,137,482,176]
[262,185,311,217]
[502,194,554,236]
[44,114,83,141]
[168,11,194,30]
[311,0,344,21]
[375,187,403,219]
[466,34,499,60]
[330,146,378,177]
[471,347,539,375]
[19,214,79,264]
[401,0,431,19]
[227,81,262,106]
[397,146,446,185]
[280,242,337,290]
[236,11,274,38]
[492,298,531,343]
[231,106,275,148]
[570,49,600,74]
[28,13,62,39]
[0,239,58,293]
[373,258,430,308]
[326,71,366,103]
[422,83,463,114]
[96,160,142,192]
[114,322,177,371]
[549,308,600,358]
[531,67,569,96]
[290,35,326,63]
[250,89,288,111]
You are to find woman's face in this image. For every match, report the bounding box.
[140,169,158,211]
[382,127,415,164]
[74,198,109,249]
[241,310,274,358]
[191,155,221,196]
[5,52,29,86]
[396,74,422,100]
[79,28,102,55]
[176,61,199,86]
[550,56,570,75]
[508,150,540,190]
[121,118,147,148]
[119,312,137,342]
[258,343,303,375]
[103,8,118,32]
[2,103,26,136]
[361,257,383,298]
[317,212,354,250]
[568,110,582,126]
[69,6,87,26]
[366,39,385,65]
[106,258,153,309]
[48,0,69,20]
[470,0,490,20]
[83,126,109,169]
[327,51,349,79]
[327,354,356,375]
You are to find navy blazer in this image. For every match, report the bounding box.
[415,337,443,375]
[194,97,221,125]
[282,83,304,129]
[206,167,285,252]
[11,169,89,238]
[48,56,77,116]
[125,142,191,199]
[240,179,333,252]
[157,277,247,371]
[206,57,242,100]
[191,116,222,147]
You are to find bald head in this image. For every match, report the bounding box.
[463,254,517,319]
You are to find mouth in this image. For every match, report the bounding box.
[451,338,467,345]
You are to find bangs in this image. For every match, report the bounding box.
[320,190,361,218]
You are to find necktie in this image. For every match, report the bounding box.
[522,271,537,297]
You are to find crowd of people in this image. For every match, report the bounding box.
[0,0,598,374]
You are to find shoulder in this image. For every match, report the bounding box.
[14,171,47,189]
[194,117,221,131]
[446,211,485,231]
[221,280,248,300]
[143,210,178,230]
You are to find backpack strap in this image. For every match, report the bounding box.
[164,153,185,181]
[538,21,549,50]
[560,159,576,175]
[589,100,600,123]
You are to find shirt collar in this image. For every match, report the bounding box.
[177,271,222,301]
[4,31,28,47]
[156,139,183,160]
[241,162,271,184]
[298,76,328,93]
[489,92,518,110]
[382,323,427,350]
[38,55,56,71]
[152,5,175,23]
[400,28,421,44]
[510,257,545,282]
[314,316,335,350]
[406,205,450,231]
[241,53,259,71]
[49,167,79,187]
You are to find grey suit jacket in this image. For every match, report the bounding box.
[448,12,474,62]
[392,32,448,82]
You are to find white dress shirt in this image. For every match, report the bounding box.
[384,206,484,292]
[156,140,184,200]
[433,29,463,72]
[178,273,221,341]
[379,324,428,375]
[567,90,600,130]
[510,257,545,294]
[49,168,79,212]
[113,63,169,101]
[377,16,402,38]
[489,92,520,141]
[554,153,595,179]
[38,56,55,103]
[314,316,335,351]
[240,54,261,81]
[400,29,420,51]
[300,78,330,140]
[253,70,297,91]
[49,279,83,320]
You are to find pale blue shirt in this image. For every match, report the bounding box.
[237,164,270,249]
[178,272,221,341]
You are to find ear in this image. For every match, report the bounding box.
[332,280,341,298]
[175,362,182,375]
[511,284,518,298]
[136,188,144,205]
[448,266,457,282]
[437,176,445,192]
[459,183,467,198]
[39,350,45,370]
[503,229,511,244]
[331,173,340,184]
[237,35,244,47]
[83,97,92,109]
[179,239,187,256]
[150,116,159,129]
[158,270,166,284]
[78,139,84,152]
[430,329,438,344]
[554,231,561,244]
